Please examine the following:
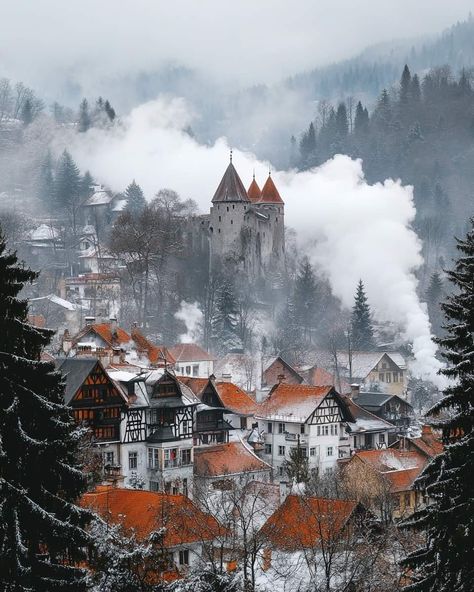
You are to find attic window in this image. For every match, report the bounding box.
[232,204,235,209]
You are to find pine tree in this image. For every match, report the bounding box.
[299,122,317,164]
[426,271,444,337]
[0,234,91,591]
[37,150,55,210]
[55,149,81,209]
[80,171,94,200]
[354,101,369,135]
[350,280,375,350]
[283,437,309,485]
[104,100,116,122]
[401,219,474,591]
[20,98,33,126]
[335,102,349,140]
[410,73,421,103]
[400,64,412,106]
[125,180,146,215]
[212,279,241,355]
[78,98,91,132]
[294,258,317,343]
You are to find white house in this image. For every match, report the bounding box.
[255,383,354,479]
[169,343,215,378]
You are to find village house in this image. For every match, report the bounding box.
[390,424,443,460]
[63,272,121,320]
[169,343,216,378]
[119,370,197,496]
[28,293,86,337]
[255,383,354,479]
[262,356,304,387]
[57,357,129,472]
[81,486,223,580]
[258,495,371,591]
[341,448,427,520]
[80,186,127,231]
[352,389,414,433]
[62,318,175,369]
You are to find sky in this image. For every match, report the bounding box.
[0,0,472,93]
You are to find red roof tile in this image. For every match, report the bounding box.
[260,174,284,204]
[130,327,175,365]
[81,487,222,545]
[261,495,358,550]
[215,381,257,415]
[247,177,262,203]
[169,343,215,362]
[410,426,444,458]
[257,383,333,421]
[354,449,426,472]
[194,441,270,477]
[176,376,209,396]
[383,467,421,493]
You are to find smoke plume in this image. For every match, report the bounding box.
[64,97,444,386]
[174,301,203,343]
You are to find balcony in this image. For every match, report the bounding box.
[284,433,307,444]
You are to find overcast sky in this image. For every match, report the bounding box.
[0,0,472,92]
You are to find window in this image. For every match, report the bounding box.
[186,365,191,375]
[300,447,307,457]
[379,433,386,444]
[128,451,137,470]
[386,373,392,383]
[179,549,189,566]
[278,423,285,434]
[183,478,188,497]
[393,372,399,382]
[327,446,334,457]
[192,365,199,376]
[147,448,160,469]
[231,219,233,224]
[172,484,179,495]
[149,480,160,491]
[103,451,114,466]
[317,426,321,436]
[267,423,273,434]
[181,449,192,466]
[265,444,272,455]
[219,215,221,222]
[278,445,285,456]
[404,493,411,508]
[324,426,329,436]
[310,447,316,457]
[164,448,178,468]
[379,373,385,382]
[278,466,284,476]
[300,424,305,434]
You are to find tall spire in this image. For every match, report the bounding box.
[230,149,233,164]
[260,172,284,204]
[212,157,249,203]
[247,175,262,203]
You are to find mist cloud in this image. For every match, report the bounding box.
[64,97,445,386]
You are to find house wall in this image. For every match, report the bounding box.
[364,355,406,396]
[176,360,214,378]
[263,360,301,387]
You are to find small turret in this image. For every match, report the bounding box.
[260,173,284,204]
[247,174,262,203]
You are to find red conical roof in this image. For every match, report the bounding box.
[212,161,249,203]
[260,174,284,204]
[247,177,262,202]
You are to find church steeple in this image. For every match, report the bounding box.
[260,173,284,204]
[212,155,250,203]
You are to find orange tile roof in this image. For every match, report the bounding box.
[383,467,421,493]
[257,383,333,420]
[215,381,257,415]
[410,426,444,458]
[260,174,284,204]
[81,487,222,545]
[194,441,270,477]
[354,449,426,472]
[247,177,262,202]
[176,376,209,396]
[261,495,358,550]
[90,322,131,346]
[130,327,175,365]
[169,343,215,362]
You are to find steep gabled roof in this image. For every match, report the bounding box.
[353,449,426,472]
[169,343,215,362]
[81,487,223,545]
[247,177,262,202]
[263,355,304,385]
[212,161,249,203]
[341,395,396,433]
[215,381,257,415]
[194,441,270,477]
[261,495,359,550]
[260,174,284,204]
[383,467,420,493]
[256,384,353,423]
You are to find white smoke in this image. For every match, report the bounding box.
[174,300,203,343]
[64,97,445,386]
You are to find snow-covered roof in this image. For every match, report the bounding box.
[112,199,128,212]
[29,293,85,311]
[28,224,60,241]
[84,189,113,206]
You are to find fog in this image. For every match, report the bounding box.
[63,97,445,386]
[0,0,471,95]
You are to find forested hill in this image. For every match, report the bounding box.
[295,64,474,280]
[285,15,474,105]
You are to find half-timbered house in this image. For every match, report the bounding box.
[120,370,199,496]
[255,384,354,479]
[57,358,128,470]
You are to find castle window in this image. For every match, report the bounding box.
[218,229,221,233]
[276,217,278,222]
[231,220,233,225]
[219,216,221,222]
[232,204,235,209]
[227,206,229,212]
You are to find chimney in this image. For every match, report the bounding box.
[109,316,118,337]
[279,480,290,502]
[221,373,232,383]
[350,383,360,399]
[84,316,95,326]
[277,373,285,383]
[62,329,72,354]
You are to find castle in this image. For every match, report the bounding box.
[208,154,285,282]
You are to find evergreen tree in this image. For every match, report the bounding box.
[299,122,316,163]
[125,180,146,215]
[283,437,309,485]
[20,98,33,126]
[410,73,421,103]
[78,98,91,132]
[401,219,474,591]
[0,234,91,591]
[335,102,349,139]
[104,100,116,122]
[294,258,317,343]
[80,171,94,200]
[426,271,444,336]
[354,101,369,135]
[55,150,82,233]
[400,64,412,106]
[350,280,375,350]
[37,150,55,209]
[212,278,240,355]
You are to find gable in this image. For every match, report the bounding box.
[70,361,127,406]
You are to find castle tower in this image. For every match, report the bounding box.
[209,154,251,271]
[247,174,262,203]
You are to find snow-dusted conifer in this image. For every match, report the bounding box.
[401,218,474,591]
[0,233,91,591]
[350,279,375,350]
[125,180,147,215]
